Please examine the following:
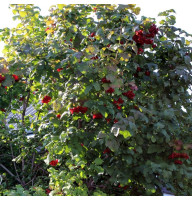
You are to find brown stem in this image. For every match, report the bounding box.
[21,80,33,184]
[0,163,21,183]
[10,143,22,183]
[78,119,82,129]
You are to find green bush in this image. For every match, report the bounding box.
[0,4,192,196]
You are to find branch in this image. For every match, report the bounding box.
[10,143,22,183]
[0,163,21,183]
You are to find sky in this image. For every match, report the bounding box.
[0,1,192,56]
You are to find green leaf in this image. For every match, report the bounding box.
[78,62,89,74]
[2,75,13,87]
[84,85,92,94]
[184,55,191,65]
[120,130,131,139]
[151,135,156,143]
[9,124,15,129]
[147,145,158,154]
[19,11,27,18]
[93,82,101,91]
[93,158,103,165]
[106,74,115,82]
[106,139,119,151]
[58,4,64,10]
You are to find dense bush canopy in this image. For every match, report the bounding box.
[0,4,192,196]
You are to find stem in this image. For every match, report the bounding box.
[10,143,22,183]
[0,163,21,183]
[31,152,35,172]
[21,80,33,183]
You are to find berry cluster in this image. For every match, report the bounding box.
[0,74,5,83]
[132,24,158,54]
[92,113,103,119]
[113,97,124,110]
[70,106,88,114]
[168,152,189,165]
[106,87,115,94]
[49,159,58,166]
[91,56,98,60]
[42,96,51,104]
[101,77,111,83]
[57,68,63,72]
[122,90,135,100]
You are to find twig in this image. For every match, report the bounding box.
[10,143,22,183]
[0,163,21,183]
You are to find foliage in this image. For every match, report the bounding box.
[0,4,192,196]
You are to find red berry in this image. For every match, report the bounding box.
[106,118,111,123]
[45,27,50,32]
[106,87,115,94]
[137,47,144,54]
[136,67,142,72]
[90,32,95,37]
[56,114,61,119]
[46,189,51,194]
[103,147,111,154]
[93,113,103,119]
[19,97,24,101]
[42,96,51,104]
[114,119,118,123]
[152,44,157,48]
[0,75,5,83]
[1,108,6,112]
[12,74,19,82]
[49,159,58,166]
[145,71,150,76]
[174,160,183,165]
[101,77,111,83]
[57,68,63,72]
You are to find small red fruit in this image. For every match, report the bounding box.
[137,47,144,54]
[106,118,111,123]
[57,68,63,72]
[45,27,50,32]
[19,97,24,101]
[174,160,183,165]
[1,108,6,112]
[0,75,5,83]
[56,114,61,119]
[101,77,111,83]
[90,32,95,37]
[12,74,19,82]
[103,148,111,154]
[46,189,51,194]
[114,119,118,123]
[49,159,58,166]
[136,67,142,72]
[145,71,150,76]
[106,87,115,94]
[152,44,157,48]
[93,113,103,119]
[42,96,51,104]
